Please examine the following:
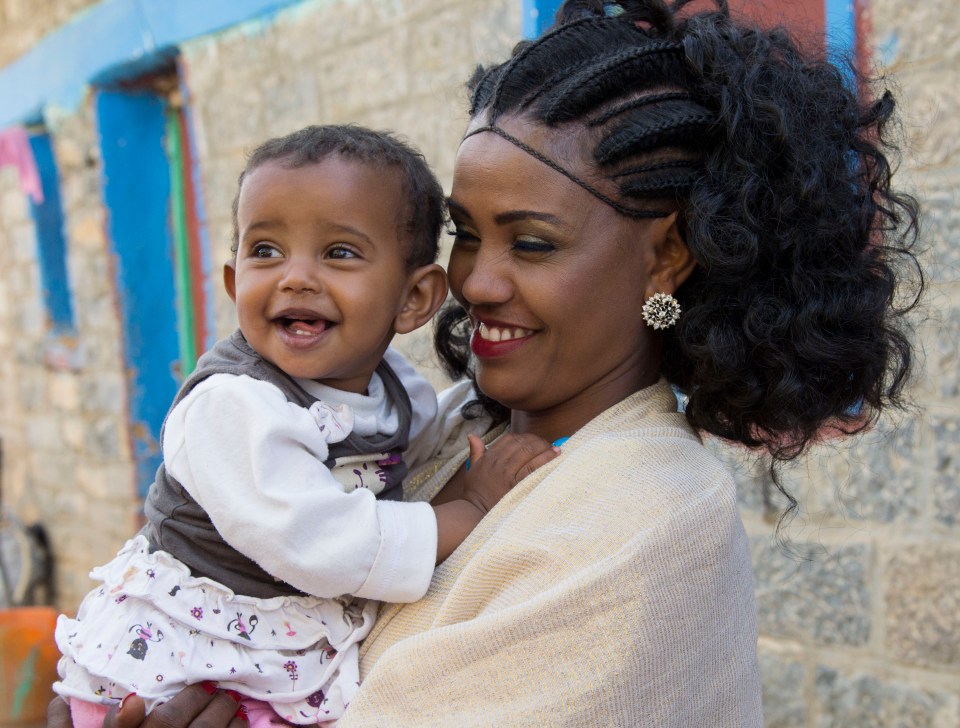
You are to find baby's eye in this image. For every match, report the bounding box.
[327,245,359,260]
[251,242,281,258]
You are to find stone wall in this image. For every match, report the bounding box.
[725,0,960,723]
[0,0,101,68]
[0,0,957,724]
[0,102,141,605]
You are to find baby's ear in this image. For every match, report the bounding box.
[223,260,237,303]
[394,264,448,334]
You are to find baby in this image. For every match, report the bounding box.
[54,125,558,726]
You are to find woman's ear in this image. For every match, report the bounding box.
[394,264,449,335]
[223,260,237,303]
[644,212,696,298]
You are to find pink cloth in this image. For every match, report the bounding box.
[242,697,301,727]
[68,695,301,728]
[0,126,43,204]
[68,698,109,728]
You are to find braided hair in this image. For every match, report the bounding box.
[435,0,922,494]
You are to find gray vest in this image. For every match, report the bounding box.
[139,330,412,598]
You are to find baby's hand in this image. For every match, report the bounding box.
[461,433,560,515]
[433,433,561,564]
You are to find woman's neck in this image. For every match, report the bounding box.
[509,366,660,441]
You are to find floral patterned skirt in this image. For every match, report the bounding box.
[54,536,377,725]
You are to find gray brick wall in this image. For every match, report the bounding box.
[738,1,960,722]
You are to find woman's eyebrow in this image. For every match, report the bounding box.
[447,198,564,227]
[446,198,471,219]
[493,209,564,226]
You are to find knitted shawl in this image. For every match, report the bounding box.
[341,380,762,727]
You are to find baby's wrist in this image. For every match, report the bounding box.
[457,495,489,520]
[433,499,487,564]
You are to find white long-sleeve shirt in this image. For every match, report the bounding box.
[161,348,484,605]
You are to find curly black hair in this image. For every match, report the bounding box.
[435,0,922,493]
[231,124,445,269]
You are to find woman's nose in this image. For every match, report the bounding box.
[456,248,513,305]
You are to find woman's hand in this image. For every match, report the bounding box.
[47,684,249,728]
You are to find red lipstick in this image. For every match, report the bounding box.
[469,324,534,358]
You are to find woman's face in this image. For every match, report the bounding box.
[447,116,689,437]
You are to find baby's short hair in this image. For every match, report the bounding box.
[232,125,444,269]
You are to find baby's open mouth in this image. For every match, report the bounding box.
[276,316,331,336]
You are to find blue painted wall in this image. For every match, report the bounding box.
[28,133,75,333]
[825,0,857,53]
[97,90,181,495]
[825,0,857,85]
[522,0,564,38]
[0,0,304,128]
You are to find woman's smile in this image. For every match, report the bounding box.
[470,319,537,357]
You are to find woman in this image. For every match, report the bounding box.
[50,0,920,725]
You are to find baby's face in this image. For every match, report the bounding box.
[226,157,413,392]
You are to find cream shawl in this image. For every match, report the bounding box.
[341,380,762,727]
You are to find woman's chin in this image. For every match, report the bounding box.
[475,374,554,415]
[475,375,530,411]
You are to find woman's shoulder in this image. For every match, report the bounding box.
[568,380,732,488]
[504,383,741,554]
[536,437,736,541]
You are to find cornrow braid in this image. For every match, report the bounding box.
[540,42,687,123]
[595,111,717,163]
[588,91,693,126]
[610,159,697,178]
[483,15,612,117]
[466,6,718,220]
[618,175,699,196]
[516,57,598,114]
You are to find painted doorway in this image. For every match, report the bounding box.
[96,65,208,497]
